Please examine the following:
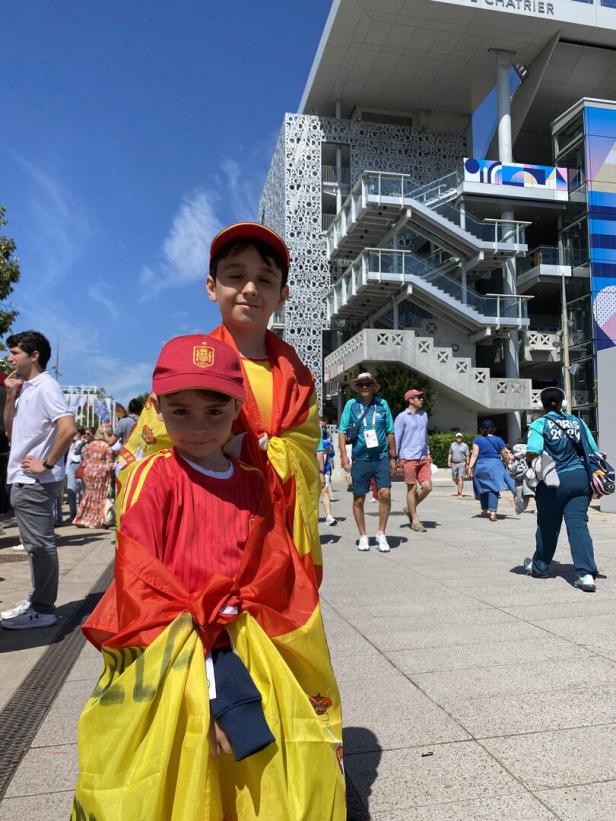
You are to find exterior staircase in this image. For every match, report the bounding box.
[326,171,528,265]
[326,249,531,332]
[324,328,535,412]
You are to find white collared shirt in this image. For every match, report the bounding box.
[7,371,73,485]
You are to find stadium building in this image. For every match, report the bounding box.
[260,0,616,511]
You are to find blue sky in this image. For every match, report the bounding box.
[0,0,331,402]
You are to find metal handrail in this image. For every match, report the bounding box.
[327,170,529,249]
[327,248,531,323]
[485,293,534,326]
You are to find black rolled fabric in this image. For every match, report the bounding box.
[209,648,275,761]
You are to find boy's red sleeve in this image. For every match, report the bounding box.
[119,481,166,561]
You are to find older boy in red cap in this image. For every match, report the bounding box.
[73,334,345,820]
[119,223,323,586]
[395,387,433,532]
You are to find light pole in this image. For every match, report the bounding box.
[561,268,572,408]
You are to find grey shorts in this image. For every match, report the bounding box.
[451,462,466,479]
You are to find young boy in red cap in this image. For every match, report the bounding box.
[119,223,323,586]
[73,334,345,820]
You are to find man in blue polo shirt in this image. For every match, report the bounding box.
[339,372,396,552]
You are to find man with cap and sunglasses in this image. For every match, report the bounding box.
[395,388,432,532]
[339,372,396,552]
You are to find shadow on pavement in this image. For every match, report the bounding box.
[385,535,407,548]
[510,558,608,585]
[321,534,342,544]
[56,532,111,548]
[400,520,440,530]
[0,592,105,653]
[343,726,381,818]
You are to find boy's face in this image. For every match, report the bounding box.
[206,245,288,334]
[157,389,241,463]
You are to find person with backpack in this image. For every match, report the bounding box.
[523,386,607,592]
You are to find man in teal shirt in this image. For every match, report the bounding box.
[339,372,396,552]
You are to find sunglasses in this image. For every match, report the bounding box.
[355,381,374,388]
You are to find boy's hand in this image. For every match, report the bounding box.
[208,719,232,757]
[5,370,23,395]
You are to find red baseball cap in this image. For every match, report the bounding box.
[404,388,425,401]
[209,222,290,270]
[152,334,245,401]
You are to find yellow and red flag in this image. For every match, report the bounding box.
[73,488,345,819]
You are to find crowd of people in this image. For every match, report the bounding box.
[0,221,611,819]
[319,372,609,595]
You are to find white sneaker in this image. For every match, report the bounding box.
[368,497,378,504]
[574,573,596,593]
[0,598,31,620]
[376,532,390,552]
[325,515,337,526]
[1,606,58,630]
[357,535,370,551]
[12,542,26,552]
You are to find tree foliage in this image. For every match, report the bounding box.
[344,363,436,418]
[0,205,21,343]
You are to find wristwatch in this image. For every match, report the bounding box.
[43,460,55,470]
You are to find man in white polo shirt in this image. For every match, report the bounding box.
[1,331,76,629]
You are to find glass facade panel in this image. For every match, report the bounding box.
[569,294,593,347]
[575,406,597,438]
[555,116,584,156]
[556,141,586,192]
[570,356,596,409]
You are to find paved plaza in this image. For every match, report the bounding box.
[1,477,616,819]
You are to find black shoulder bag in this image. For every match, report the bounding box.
[344,402,372,446]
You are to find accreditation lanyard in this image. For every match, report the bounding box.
[362,404,379,449]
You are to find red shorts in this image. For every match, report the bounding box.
[401,457,432,485]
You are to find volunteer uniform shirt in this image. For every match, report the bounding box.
[339,397,394,462]
[7,371,73,485]
[527,412,599,475]
[120,449,265,593]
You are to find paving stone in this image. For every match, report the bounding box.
[357,615,547,653]
[370,792,557,820]
[4,744,78,797]
[412,656,616,707]
[389,635,590,675]
[32,679,95,747]
[340,670,470,751]
[481,725,616,789]
[440,684,616,737]
[344,741,521,816]
[0,789,74,820]
[536,780,616,820]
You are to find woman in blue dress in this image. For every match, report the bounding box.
[468,419,515,521]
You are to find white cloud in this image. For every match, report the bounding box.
[162,191,221,283]
[11,156,92,291]
[87,281,120,321]
[139,141,274,303]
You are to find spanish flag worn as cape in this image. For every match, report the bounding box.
[72,483,345,820]
[117,324,323,585]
